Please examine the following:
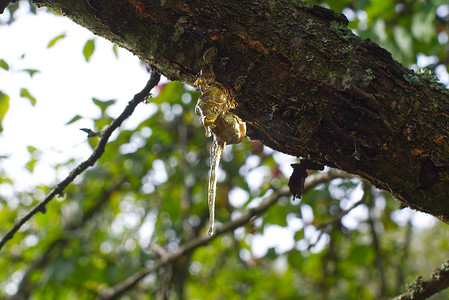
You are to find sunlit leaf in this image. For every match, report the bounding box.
[112,44,119,58]
[83,39,96,62]
[0,91,9,132]
[92,98,116,113]
[22,68,40,77]
[0,59,9,70]
[25,158,37,172]
[27,145,37,154]
[47,33,66,48]
[65,115,82,125]
[151,81,186,104]
[20,88,37,106]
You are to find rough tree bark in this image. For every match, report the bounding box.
[29,0,449,220]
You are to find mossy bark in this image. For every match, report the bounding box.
[32,0,449,220]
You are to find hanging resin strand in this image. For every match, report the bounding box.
[195,47,247,235]
[207,140,225,235]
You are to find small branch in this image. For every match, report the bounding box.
[304,169,354,189]
[365,183,387,297]
[97,169,352,299]
[0,71,160,252]
[393,260,449,300]
[149,243,172,298]
[308,182,365,250]
[149,243,169,259]
[12,179,125,298]
[316,198,365,231]
[12,238,69,299]
[395,218,413,294]
[97,186,287,300]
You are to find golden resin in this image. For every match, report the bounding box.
[195,47,246,235]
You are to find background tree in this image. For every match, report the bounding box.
[0,0,449,299]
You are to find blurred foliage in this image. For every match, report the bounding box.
[311,0,449,69]
[1,81,448,299]
[0,91,9,132]
[19,88,36,106]
[0,0,449,299]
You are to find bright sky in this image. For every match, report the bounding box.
[0,4,152,189]
[0,3,442,260]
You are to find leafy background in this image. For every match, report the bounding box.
[1,0,449,299]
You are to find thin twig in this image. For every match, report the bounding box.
[0,71,160,252]
[12,179,126,298]
[97,170,353,299]
[395,218,413,294]
[149,243,169,259]
[308,181,365,250]
[393,260,449,300]
[97,186,288,300]
[365,183,387,297]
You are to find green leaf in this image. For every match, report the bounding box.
[0,91,10,132]
[27,145,37,154]
[287,249,304,270]
[20,88,37,106]
[411,4,436,43]
[25,146,41,172]
[153,81,186,104]
[65,115,82,125]
[47,33,66,48]
[348,245,375,265]
[22,69,40,78]
[83,39,96,62]
[25,159,37,172]
[112,44,119,58]
[92,98,116,113]
[0,59,9,71]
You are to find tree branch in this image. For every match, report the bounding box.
[34,0,449,221]
[393,260,449,300]
[0,71,161,252]
[97,186,285,299]
[97,169,352,299]
[308,179,364,249]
